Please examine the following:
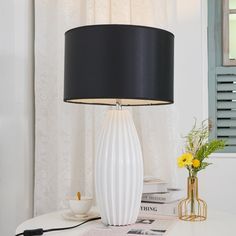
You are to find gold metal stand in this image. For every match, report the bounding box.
[178,177,207,221]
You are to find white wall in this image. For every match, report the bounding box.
[174,0,236,214]
[0,0,34,235]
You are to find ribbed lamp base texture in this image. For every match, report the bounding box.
[95,109,143,226]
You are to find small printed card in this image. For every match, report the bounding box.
[82,216,176,236]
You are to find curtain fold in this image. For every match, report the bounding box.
[34,0,179,215]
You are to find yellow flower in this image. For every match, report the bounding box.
[177,153,193,168]
[192,159,200,168]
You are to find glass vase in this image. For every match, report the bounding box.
[178,177,207,221]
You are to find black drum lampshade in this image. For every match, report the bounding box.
[64,24,174,106]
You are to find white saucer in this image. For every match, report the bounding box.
[62,210,99,221]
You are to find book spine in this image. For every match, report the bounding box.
[142,184,168,194]
[142,194,170,202]
[140,202,178,216]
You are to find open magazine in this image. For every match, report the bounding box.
[83,215,176,236]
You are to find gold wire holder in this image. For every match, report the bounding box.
[178,177,207,221]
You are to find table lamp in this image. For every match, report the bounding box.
[64,24,174,226]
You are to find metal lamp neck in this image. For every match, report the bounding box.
[116,100,122,110]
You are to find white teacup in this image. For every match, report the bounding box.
[69,197,93,215]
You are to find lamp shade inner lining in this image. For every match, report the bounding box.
[65,98,170,106]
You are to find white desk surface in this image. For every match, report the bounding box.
[16,210,236,236]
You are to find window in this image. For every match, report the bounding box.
[208,0,236,152]
[223,0,236,65]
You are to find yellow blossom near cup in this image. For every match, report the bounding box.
[177,153,193,168]
[192,159,200,168]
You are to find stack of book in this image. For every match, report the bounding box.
[140,178,184,217]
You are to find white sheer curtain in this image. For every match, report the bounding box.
[34,0,179,215]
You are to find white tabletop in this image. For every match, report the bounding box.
[16,210,236,236]
[167,211,236,236]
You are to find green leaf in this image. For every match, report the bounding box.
[200,162,212,171]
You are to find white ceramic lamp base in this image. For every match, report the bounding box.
[95,109,143,226]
